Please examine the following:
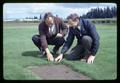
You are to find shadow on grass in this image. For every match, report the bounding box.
[22,51,42,58]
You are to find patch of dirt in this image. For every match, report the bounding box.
[27,64,91,80]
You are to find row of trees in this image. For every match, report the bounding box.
[25,6,117,20]
[82,6,117,18]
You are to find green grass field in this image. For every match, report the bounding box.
[3,22,117,80]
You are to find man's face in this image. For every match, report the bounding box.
[67,19,79,27]
[45,17,54,26]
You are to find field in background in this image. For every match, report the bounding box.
[4,18,117,24]
[3,21,117,80]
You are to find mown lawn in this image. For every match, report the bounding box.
[3,22,117,80]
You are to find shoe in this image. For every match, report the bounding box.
[39,47,46,58]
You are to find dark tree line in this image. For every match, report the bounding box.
[82,6,117,19]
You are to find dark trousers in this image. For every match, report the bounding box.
[32,35,65,51]
[66,36,92,60]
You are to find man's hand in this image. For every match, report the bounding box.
[87,55,95,64]
[45,48,54,61]
[46,52,54,61]
[55,54,63,62]
[56,33,63,38]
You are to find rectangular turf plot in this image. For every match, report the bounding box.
[27,64,91,80]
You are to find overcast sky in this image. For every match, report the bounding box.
[3,3,117,20]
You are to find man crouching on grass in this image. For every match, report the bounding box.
[32,12,68,61]
[55,13,100,64]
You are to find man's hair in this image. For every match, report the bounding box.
[44,12,54,20]
[67,13,79,21]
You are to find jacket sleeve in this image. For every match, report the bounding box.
[61,28,74,54]
[39,23,48,50]
[59,20,68,37]
[85,20,100,56]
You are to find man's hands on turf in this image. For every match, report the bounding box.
[55,54,63,62]
[45,48,54,61]
[47,52,54,61]
[87,55,95,64]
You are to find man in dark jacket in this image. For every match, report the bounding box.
[55,13,100,64]
[32,12,68,61]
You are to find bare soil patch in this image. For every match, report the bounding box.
[27,64,91,80]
